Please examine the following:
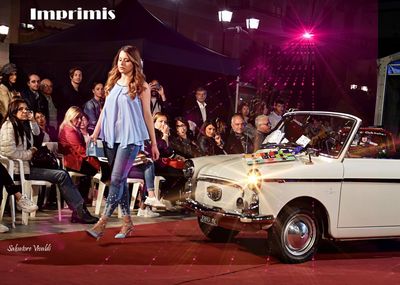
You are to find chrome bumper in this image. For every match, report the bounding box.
[185,198,275,232]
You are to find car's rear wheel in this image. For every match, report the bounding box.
[268,206,321,263]
[197,217,239,242]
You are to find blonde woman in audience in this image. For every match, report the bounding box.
[59,107,100,174]
[58,107,101,201]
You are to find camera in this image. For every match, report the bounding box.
[151,82,161,97]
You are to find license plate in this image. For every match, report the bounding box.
[200,215,218,226]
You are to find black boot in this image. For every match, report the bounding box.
[71,204,99,224]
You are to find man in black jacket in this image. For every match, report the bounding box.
[21,73,49,120]
[59,67,85,124]
[225,114,254,154]
[184,87,210,136]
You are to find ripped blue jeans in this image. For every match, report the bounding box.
[103,143,140,217]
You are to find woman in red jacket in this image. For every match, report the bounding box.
[58,106,100,200]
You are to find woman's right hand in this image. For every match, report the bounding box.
[90,134,98,143]
[30,147,38,155]
[151,143,160,161]
[214,134,222,146]
[162,124,170,136]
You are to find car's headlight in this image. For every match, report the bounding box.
[183,159,194,179]
[247,168,262,191]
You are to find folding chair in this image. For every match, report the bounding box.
[0,155,16,228]
[13,159,62,225]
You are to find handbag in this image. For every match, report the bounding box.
[31,146,59,169]
[86,140,105,158]
[161,158,185,169]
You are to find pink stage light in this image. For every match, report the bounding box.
[302,32,314,39]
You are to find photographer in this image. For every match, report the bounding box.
[149,79,167,116]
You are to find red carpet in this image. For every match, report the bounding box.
[1,219,400,284]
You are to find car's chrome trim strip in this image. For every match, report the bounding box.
[343,178,400,183]
[197,177,242,189]
[262,178,400,183]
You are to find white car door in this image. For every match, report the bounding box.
[339,158,400,229]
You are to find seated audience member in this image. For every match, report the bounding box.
[59,106,100,175]
[149,79,168,116]
[0,99,98,224]
[0,162,38,233]
[215,117,228,142]
[58,106,101,201]
[238,102,256,140]
[253,115,272,151]
[153,113,185,204]
[154,112,171,146]
[34,110,58,143]
[184,87,210,136]
[268,98,285,129]
[170,116,202,159]
[197,119,225,156]
[79,113,91,145]
[225,114,254,154]
[252,100,269,119]
[59,67,85,124]
[128,156,164,218]
[40,78,58,129]
[83,81,104,134]
[0,63,21,121]
[21,73,49,120]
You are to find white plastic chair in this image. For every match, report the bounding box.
[127,178,144,213]
[154,176,166,200]
[13,159,62,225]
[0,155,16,228]
[94,178,144,218]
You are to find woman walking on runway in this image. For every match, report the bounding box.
[87,45,159,239]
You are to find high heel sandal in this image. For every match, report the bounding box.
[86,217,107,240]
[114,215,133,239]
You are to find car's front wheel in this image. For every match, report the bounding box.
[268,207,321,263]
[198,217,239,242]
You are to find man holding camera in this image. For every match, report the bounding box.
[149,79,167,116]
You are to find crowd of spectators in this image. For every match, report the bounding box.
[0,61,288,233]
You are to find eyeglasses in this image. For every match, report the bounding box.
[30,80,40,83]
[17,107,31,112]
[176,124,186,128]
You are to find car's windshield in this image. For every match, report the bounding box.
[262,113,357,157]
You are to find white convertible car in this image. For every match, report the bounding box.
[184,111,399,263]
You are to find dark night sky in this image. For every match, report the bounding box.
[379,0,400,57]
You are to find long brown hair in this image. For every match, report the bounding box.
[5,98,28,146]
[104,45,146,99]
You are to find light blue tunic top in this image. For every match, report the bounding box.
[100,83,149,148]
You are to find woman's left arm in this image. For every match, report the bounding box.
[140,83,159,161]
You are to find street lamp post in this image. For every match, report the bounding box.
[217,10,260,112]
[218,9,232,54]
